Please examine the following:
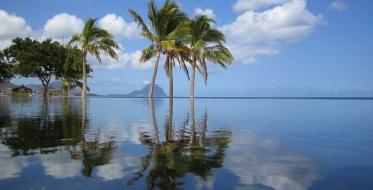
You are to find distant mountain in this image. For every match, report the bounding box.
[118,84,167,97]
[25,81,62,90]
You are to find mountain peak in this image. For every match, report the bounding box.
[125,84,167,97]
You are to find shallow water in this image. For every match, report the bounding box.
[0,96,373,190]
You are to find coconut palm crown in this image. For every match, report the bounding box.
[129,0,188,98]
[68,18,119,99]
[185,15,234,99]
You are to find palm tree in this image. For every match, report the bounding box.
[68,18,119,99]
[129,0,188,98]
[185,15,233,99]
[61,47,91,97]
[161,36,191,99]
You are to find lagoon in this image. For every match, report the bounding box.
[0,97,373,190]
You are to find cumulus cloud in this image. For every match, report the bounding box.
[0,10,33,49]
[329,0,347,12]
[222,0,322,64]
[0,10,152,72]
[98,14,139,39]
[42,13,84,42]
[194,8,216,19]
[233,0,292,12]
[90,47,154,70]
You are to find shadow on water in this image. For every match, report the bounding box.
[127,98,232,189]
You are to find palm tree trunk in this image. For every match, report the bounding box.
[166,58,174,142]
[169,58,173,100]
[82,51,87,99]
[190,63,196,99]
[148,52,161,98]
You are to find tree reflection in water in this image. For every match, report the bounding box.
[68,98,117,177]
[0,97,232,186]
[0,98,82,156]
[0,97,118,177]
[128,98,232,189]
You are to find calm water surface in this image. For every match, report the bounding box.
[0,96,373,190]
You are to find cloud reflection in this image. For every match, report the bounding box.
[0,144,28,180]
[226,132,320,190]
[39,150,82,179]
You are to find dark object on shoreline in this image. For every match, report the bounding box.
[12,85,32,94]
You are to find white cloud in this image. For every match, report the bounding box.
[0,10,152,72]
[222,0,322,64]
[233,0,292,12]
[0,10,33,49]
[194,8,216,19]
[90,46,154,70]
[98,14,139,39]
[42,13,84,42]
[329,0,347,12]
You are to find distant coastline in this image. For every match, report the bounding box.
[89,96,373,100]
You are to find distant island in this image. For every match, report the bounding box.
[105,84,167,98]
[0,81,166,98]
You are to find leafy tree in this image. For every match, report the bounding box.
[129,0,188,98]
[7,37,66,97]
[68,18,119,99]
[0,49,14,82]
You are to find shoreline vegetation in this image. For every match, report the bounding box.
[0,0,233,100]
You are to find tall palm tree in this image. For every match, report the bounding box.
[185,15,233,99]
[162,40,190,100]
[129,0,188,98]
[61,47,91,97]
[68,18,119,99]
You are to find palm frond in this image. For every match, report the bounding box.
[128,9,157,42]
[140,45,157,62]
[67,34,81,47]
[176,55,189,80]
[163,56,171,77]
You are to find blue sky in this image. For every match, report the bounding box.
[1,0,372,96]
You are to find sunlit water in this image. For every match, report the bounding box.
[0,96,373,190]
